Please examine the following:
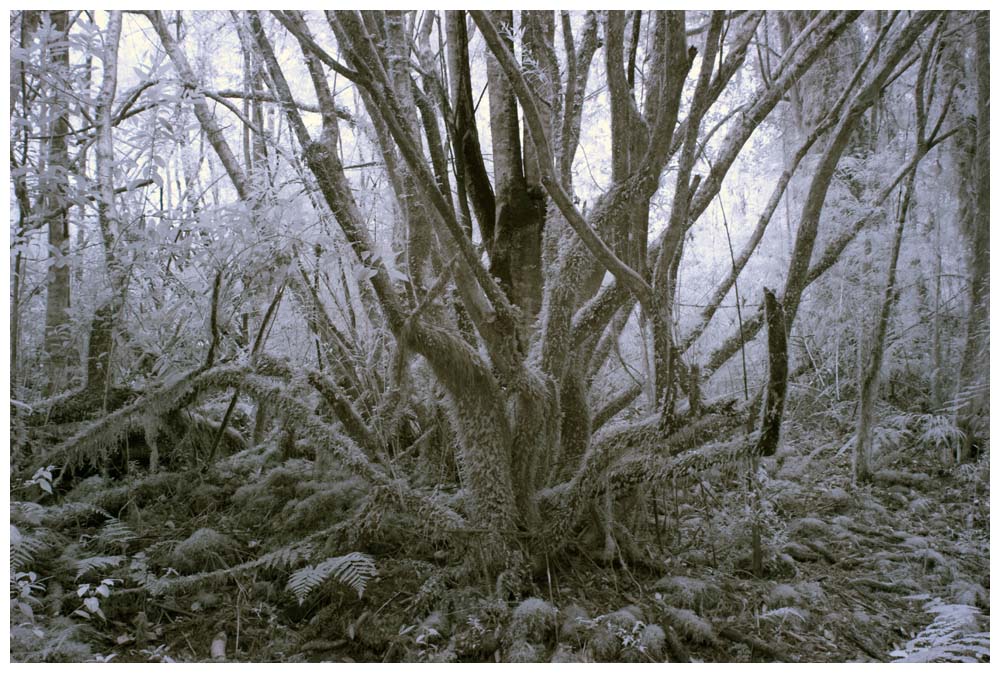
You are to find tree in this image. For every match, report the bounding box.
[40,10,74,394]
[955,11,989,460]
[87,10,123,401]
[20,10,969,586]
[854,18,955,482]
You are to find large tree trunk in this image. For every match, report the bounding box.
[42,10,74,394]
[484,10,546,322]
[88,11,124,402]
[955,11,989,460]
[250,11,527,576]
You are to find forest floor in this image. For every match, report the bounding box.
[10,412,990,663]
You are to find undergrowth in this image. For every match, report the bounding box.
[10,377,989,663]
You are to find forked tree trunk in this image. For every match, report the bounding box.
[484,10,546,322]
[139,9,955,587]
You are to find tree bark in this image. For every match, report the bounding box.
[88,11,124,401]
[42,10,74,394]
[483,10,546,321]
[955,11,989,460]
[755,289,788,457]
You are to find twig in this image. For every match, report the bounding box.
[206,281,285,467]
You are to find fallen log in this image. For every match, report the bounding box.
[718,625,792,661]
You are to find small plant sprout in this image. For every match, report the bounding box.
[23,465,56,496]
[11,571,45,623]
[73,578,118,621]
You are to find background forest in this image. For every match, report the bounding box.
[9,9,990,663]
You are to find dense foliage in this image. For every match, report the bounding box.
[9,10,989,662]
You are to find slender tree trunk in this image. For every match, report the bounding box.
[930,214,943,410]
[233,11,273,446]
[855,171,914,483]
[11,11,40,394]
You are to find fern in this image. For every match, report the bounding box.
[75,555,126,580]
[12,616,93,662]
[891,596,990,663]
[872,423,909,453]
[93,518,137,553]
[11,501,46,527]
[610,438,749,491]
[941,381,990,415]
[139,522,349,596]
[287,552,377,603]
[917,413,965,451]
[43,501,112,529]
[260,541,316,570]
[11,526,50,572]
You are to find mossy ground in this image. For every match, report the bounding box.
[10,423,989,663]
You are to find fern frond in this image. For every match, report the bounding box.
[918,414,965,449]
[140,521,351,595]
[11,526,50,572]
[610,439,749,491]
[94,518,137,553]
[260,541,316,570]
[43,501,112,528]
[891,597,990,662]
[11,501,46,526]
[287,552,377,603]
[75,555,126,580]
